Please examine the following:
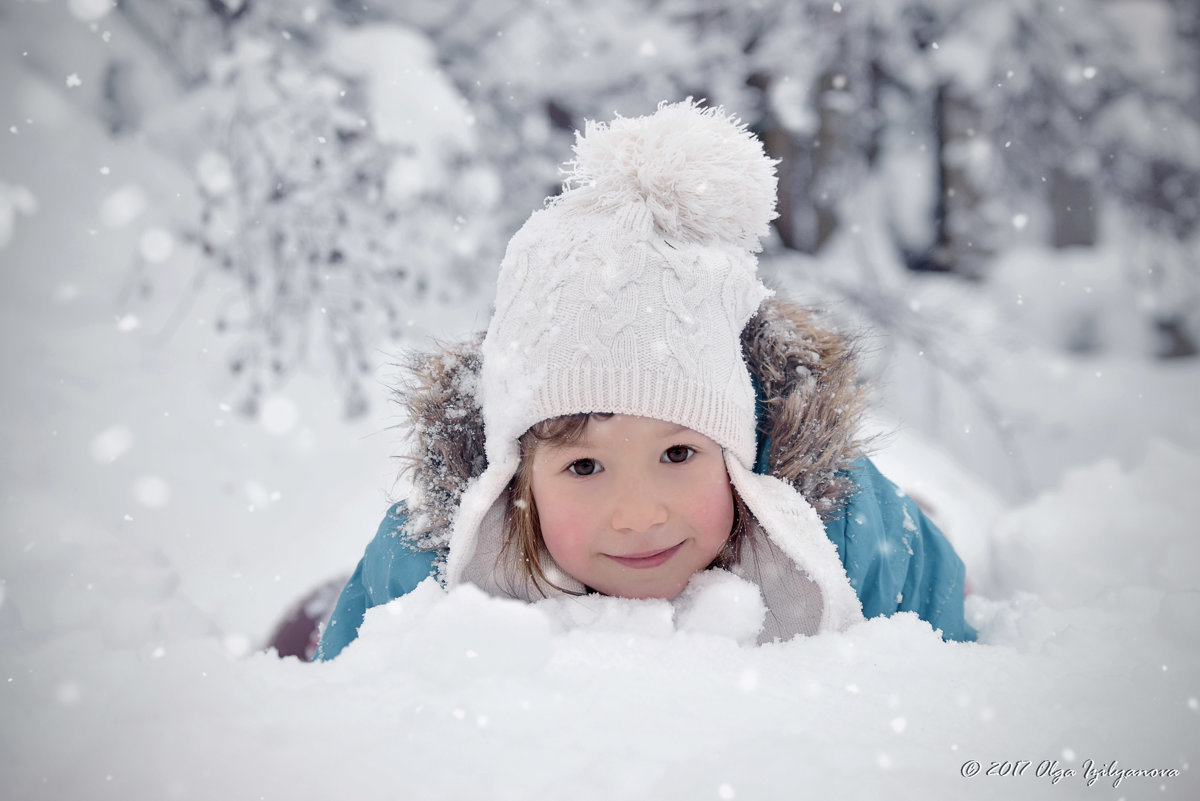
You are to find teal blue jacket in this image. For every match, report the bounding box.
[317,457,975,660]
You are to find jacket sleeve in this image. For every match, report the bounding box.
[315,502,441,661]
[824,458,976,642]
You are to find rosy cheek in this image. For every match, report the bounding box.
[686,477,735,541]
[537,507,571,552]
[532,489,593,562]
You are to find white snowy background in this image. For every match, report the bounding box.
[1,1,1198,799]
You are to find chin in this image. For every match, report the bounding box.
[608,577,689,601]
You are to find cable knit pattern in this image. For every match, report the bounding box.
[482,212,767,469]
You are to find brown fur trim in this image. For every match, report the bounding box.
[740,298,868,519]
[393,298,867,545]
[392,333,486,545]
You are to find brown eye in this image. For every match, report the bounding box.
[568,458,601,476]
[662,446,694,464]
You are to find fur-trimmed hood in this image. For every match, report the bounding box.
[391,298,870,640]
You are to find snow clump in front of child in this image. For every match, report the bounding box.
[316,99,975,661]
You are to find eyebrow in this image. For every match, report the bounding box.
[538,420,692,451]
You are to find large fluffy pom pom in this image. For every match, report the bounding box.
[559,99,778,251]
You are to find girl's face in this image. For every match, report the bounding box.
[528,414,735,600]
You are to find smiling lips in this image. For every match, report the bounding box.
[605,541,685,569]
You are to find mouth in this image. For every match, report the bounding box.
[605,541,684,569]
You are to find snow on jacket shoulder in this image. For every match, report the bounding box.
[316,300,976,660]
[316,502,435,661]
[827,458,974,643]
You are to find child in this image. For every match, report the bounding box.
[316,100,975,661]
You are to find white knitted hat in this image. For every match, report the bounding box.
[481,99,776,470]
[442,101,864,637]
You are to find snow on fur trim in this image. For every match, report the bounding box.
[557,99,779,251]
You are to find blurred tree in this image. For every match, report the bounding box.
[747,0,875,254]
[99,0,1197,423]
[369,0,739,237]
[959,0,1200,352]
[796,0,1198,351]
[117,0,497,417]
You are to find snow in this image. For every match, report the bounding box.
[90,425,135,464]
[0,181,38,249]
[1,8,1198,801]
[6,559,1196,799]
[1105,0,1176,75]
[194,151,233,197]
[131,475,171,509]
[98,184,148,228]
[323,25,476,155]
[672,569,767,644]
[67,0,114,24]
[988,442,1200,607]
[258,394,301,436]
[137,227,173,263]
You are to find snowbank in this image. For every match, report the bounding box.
[3,445,1197,800]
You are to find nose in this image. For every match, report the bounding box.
[610,474,669,533]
